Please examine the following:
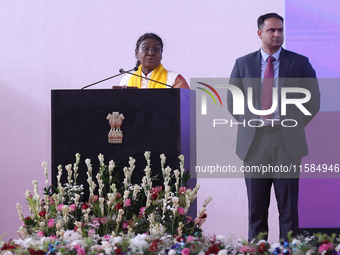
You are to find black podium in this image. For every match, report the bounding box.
[51,88,196,189]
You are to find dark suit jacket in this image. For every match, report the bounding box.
[227,48,320,160]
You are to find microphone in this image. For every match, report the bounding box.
[81,67,138,90]
[120,68,174,89]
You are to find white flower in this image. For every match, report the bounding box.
[164,166,171,177]
[133,184,141,199]
[123,190,130,200]
[335,244,340,252]
[109,160,115,174]
[128,157,136,169]
[306,249,315,255]
[172,197,179,206]
[144,151,151,161]
[16,203,24,222]
[217,250,229,255]
[203,196,212,207]
[129,233,149,251]
[41,161,49,186]
[160,154,166,163]
[292,238,302,247]
[75,153,81,164]
[85,158,91,166]
[32,180,38,195]
[14,237,45,249]
[2,251,15,255]
[65,164,72,172]
[168,250,177,255]
[70,239,84,247]
[216,235,226,242]
[62,230,82,242]
[25,190,32,200]
[99,240,113,254]
[165,185,171,194]
[256,240,267,245]
[98,153,105,165]
[150,222,166,237]
[109,236,123,245]
[269,242,282,252]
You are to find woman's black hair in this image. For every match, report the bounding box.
[135,33,163,67]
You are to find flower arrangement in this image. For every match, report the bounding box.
[15,152,211,240]
[2,152,340,254]
[236,232,340,255]
[2,230,340,254]
[0,233,231,254]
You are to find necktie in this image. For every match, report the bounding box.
[261,56,275,119]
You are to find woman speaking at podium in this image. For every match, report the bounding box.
[119,33,189,89]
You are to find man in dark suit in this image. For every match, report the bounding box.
[227,13,320,240]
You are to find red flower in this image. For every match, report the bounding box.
[257,242,268,254]
[148,239,161,252]
[151,193,158,200]
[38,210,46,218]
[115,203,123,211]
[81,203,89,210]
[90,195,98,203]
[321,240,330,245]
[28,248,46,255]
[201,213,207,219]
[116,192,122,199]
[175,235,184,242]
[206,243,220,255]
[24,217,35,226]
[1,239,19,251]
[150,186,162,200]
[115,245,122,254]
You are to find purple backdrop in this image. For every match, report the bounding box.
[286,0,340,228]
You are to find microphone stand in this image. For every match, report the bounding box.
[81,67,137,90]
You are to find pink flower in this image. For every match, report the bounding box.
[181,248,191,255]
[100,217,107,224]
[48,196,55,205]
[319,243,334,253]
[88,229,95,236]
[74,244,81,251]
[57,204,64,211]
[92,218,101,228]
[239,246,256,254]
[177,207,185,215]
[70,204,76,212]
[77,248,86,255]
[49,235,57,241]
[47,219,55,228]
[125,198,131,207]
[74,244,86,255]
[91,195,98,203]
[37,231,44,237]
[123,222,129,229]
[139,207,146,216]
[103,235,110,241]
[186,236,194,242]
[178,187,187,195]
